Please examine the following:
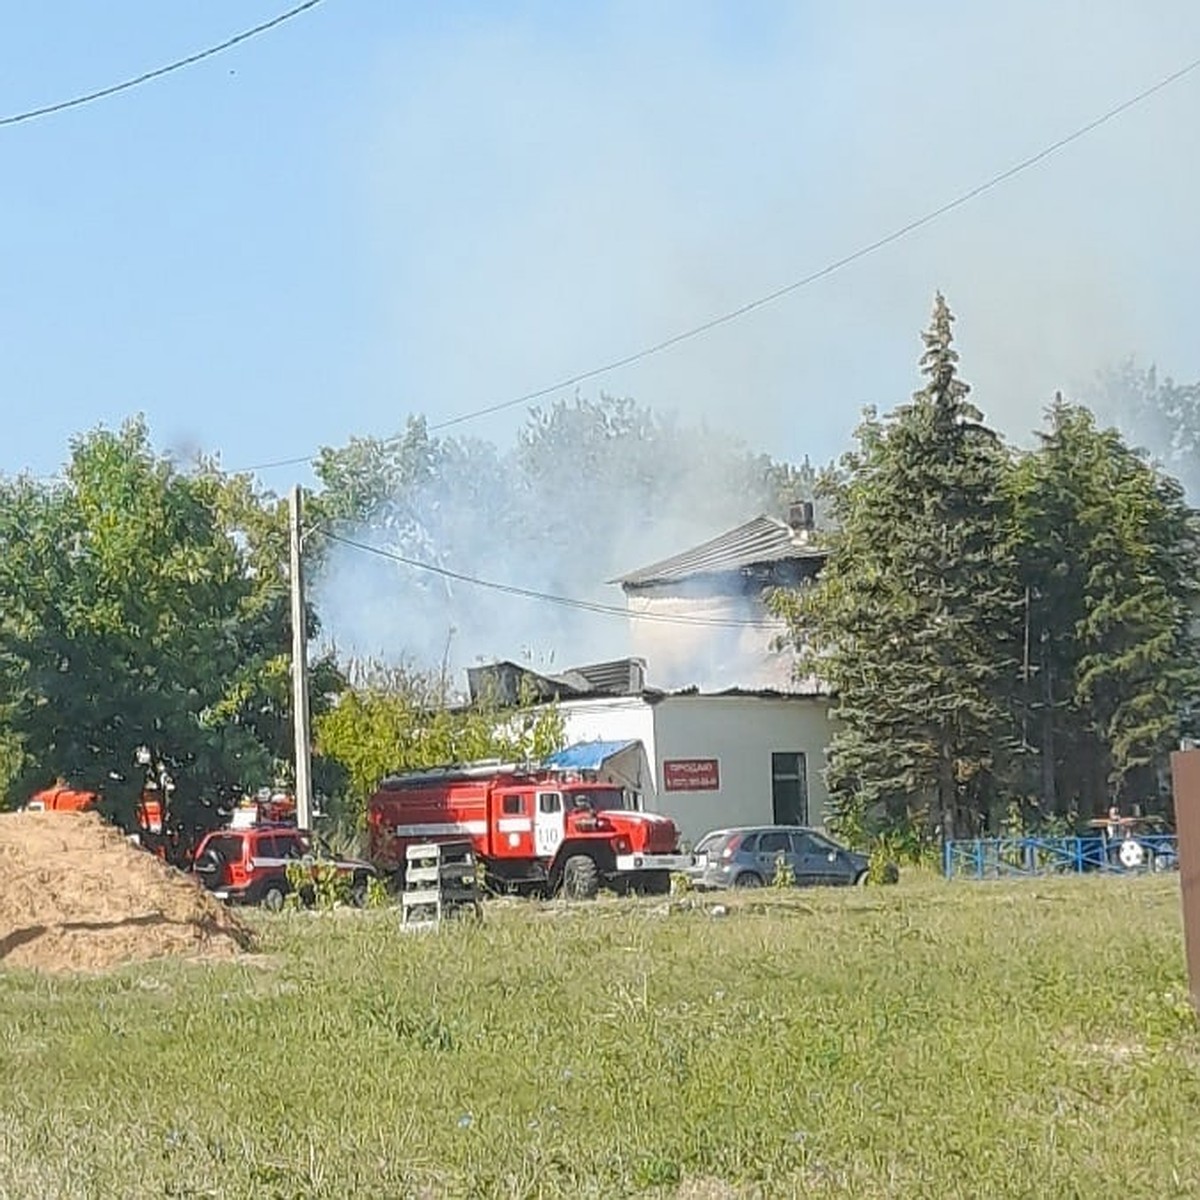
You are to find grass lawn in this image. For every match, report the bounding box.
[2,874,1198,1198]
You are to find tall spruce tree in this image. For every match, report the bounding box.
[772,294,1018,841]
[1011,398,1200,817]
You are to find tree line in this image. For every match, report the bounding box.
[3,306,1196,849]
[0,402,804,832]
[770,295,1200,848]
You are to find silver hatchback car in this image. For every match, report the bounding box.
[688,825,871,889]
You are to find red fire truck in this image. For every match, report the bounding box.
[367,758,693,899]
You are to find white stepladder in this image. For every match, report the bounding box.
[400,840,482,931]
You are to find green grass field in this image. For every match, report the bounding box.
[2,875,1198,1199]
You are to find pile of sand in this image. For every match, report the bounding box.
[0,810,253,974]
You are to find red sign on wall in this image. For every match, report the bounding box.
[663,758,720,792]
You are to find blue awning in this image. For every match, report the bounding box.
[543,739,652,795]
[544,740,638,771]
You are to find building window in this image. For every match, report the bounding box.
[771,752,808,825]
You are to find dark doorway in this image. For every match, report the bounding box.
[771,752,809,825]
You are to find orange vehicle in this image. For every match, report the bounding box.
[26,781,164,838]
[228,790,297,829]
[367,756,693,899]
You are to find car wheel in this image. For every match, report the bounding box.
[261,881,288,912]
[349,876,369,908]
[733,871,763,889]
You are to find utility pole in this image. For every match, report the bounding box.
[289,485,314,831]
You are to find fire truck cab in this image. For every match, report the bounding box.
[367,754,693,899]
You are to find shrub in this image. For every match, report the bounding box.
[285,855,352,911]
[771,853,797,889]
[669,871,694,896]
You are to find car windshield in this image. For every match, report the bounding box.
[568,789,626,811]
[693,832,729,854]
[204,835,245,863]
[807,832,841,853]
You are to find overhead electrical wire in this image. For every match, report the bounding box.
[320,529,780,630]
[0,0,326,129]
[223,48,1200,475]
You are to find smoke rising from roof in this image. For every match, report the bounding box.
[362,1,1200,464]
[312,402,811,686]
[318,3,1200,682]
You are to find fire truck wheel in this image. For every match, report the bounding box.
[261,882,288,912]
[561,854,600,900]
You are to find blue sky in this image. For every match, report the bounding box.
[4,0,1200,483]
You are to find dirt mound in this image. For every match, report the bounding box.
[0,810,253,974]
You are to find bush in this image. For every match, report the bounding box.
[669,871,694,896]
[364,875,390,909]
[285,855,352,911]
[771,853,796,888]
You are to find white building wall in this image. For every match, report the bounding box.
[557,696,658,784]
[625,589,795,692]
[557,692,835,849]
[651,694,833,846]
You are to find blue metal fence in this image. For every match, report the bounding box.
[942,834,1179,880]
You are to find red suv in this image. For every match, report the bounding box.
[192,825,378,910]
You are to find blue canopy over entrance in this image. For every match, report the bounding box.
[543,739,651,799]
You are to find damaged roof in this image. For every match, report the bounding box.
[611,514,826,589]
[657,679,831,699]
[466,657,646,705]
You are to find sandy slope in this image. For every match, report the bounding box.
[0,810,252,973]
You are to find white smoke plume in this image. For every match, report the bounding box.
[359,0,1200,473]
[311,400,811,689]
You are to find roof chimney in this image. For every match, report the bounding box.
[628,658,646,694]
[788,500,815,536]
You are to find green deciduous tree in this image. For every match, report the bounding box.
[771,294,1018,842]
[0,419,340,828]
[314,660,564,827]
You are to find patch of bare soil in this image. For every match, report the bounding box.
[0,810,253,974]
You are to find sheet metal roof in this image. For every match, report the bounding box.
[611,515,826,588]
[466,658,646,705]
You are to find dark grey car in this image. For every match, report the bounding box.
[688,825,871,889]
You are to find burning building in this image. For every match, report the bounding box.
[611,501,825,692]
[467,504,836,845]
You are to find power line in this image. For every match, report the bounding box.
[222,47,1200,473]
[0,0,326,129]
[321,529,779,630]
[226,453,316,473]
[427,52,1200,431]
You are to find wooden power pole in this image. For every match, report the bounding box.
[289,485,314,831]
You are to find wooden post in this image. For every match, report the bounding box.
[1170,749,1200,1010]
